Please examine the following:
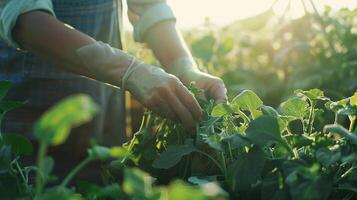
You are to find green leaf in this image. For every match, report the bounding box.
[42,156,54,184]
[315,147,341,167]
[337,105,357,116]
[152,139,196,169]
[231,90,263,118]
[280,97,309,119]
[34,94,98,145]
[285,135,313,149]
[342,153,357,164]
[261,105,279,118]
[326,99,348,112]
[295,89,326,101]
[211,103,233,117]
[168,180,227,200]
[123,168,155,198]
[77,182,124,199]
[88,146,130,160]
[324,124,357,145]
[34,187,82,200]
[188,176,220,186]
[227,147,266,192]
[246,116,288,148]
[221,134,250,150]
[350,92,357,106]
[0,100,23,113]
[1,133,33,156]
[202,133,224,151]
[0,81,12,101]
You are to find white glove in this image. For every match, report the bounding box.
[76,42,202,129]
[167,57,227,104]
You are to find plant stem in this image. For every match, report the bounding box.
[237,110,250,124]
[35,141,48,195]
[307,100,315,134]
[15,160,27,184]
[220,153,227,176]
[292,148,299,159]
[227,142,234,161]
[334,113,338,124]
[60,157,92,188]
[0,114,3,137]
[349,116,356,132]
[196,150,225,175]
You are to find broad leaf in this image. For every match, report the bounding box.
[88,146,130,160]
[0,101,23,113]
[231,90,263,118]
[246,116,288,148]
[152,139,196,169]
[211,103,233,117]
[315,147,341,167]
[34,94,98,145]
[280,97,308,119]
[285,135,313,149]
[350,92,357,106]
[123,168,155,198]
[324,124,357,145]
[261,105,279,118]
[226,147,266,192]
[1,133,33,156]
[169,180,227,200]
[77,182,124,199]
[295,89,326,101]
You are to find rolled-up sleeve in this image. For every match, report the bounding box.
[0,0,55,48]
[127,0,176,43]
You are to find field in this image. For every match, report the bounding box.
[1,5,357,200]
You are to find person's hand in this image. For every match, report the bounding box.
[180,69,227,104]
[75,42,202,129]
[168,57,227,104]
[125,62,202,129]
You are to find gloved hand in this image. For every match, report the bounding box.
[76,42,202,129]
[168,57,227,104]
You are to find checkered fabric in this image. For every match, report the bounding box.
[0,0,127,153]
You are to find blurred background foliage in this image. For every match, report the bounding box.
[125,4,357,108]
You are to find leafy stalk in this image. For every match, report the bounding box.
[195,150,225,175]
[35,141,48,195]
[60,156,93,188]
[349,116,356,132]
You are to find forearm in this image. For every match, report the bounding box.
[13,11,95,76]
[144,21,193,69]
[13,11,134,86]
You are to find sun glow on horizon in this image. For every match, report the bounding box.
[123,0,357,30]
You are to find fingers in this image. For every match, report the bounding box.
[148,97,177,121]
[206,79,228,104]
[175,81,202,120]
[162,87,196,130]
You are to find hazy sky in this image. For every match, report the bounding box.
[123,0,357,30]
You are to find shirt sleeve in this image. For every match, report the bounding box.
[0,0,55,49]
[127,0,176,43]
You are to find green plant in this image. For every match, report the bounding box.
[126,86,357,200]
[0,81,226,200]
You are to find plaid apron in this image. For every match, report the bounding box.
[0,0,127,181]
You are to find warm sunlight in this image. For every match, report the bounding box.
[167,0,357,28]
[123,0,357,30]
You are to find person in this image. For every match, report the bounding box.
[0,0,227,181]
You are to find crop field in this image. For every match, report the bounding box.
[0,4,357,200]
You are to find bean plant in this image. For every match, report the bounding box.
[126,86,357,200]
[0,81,225,200]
